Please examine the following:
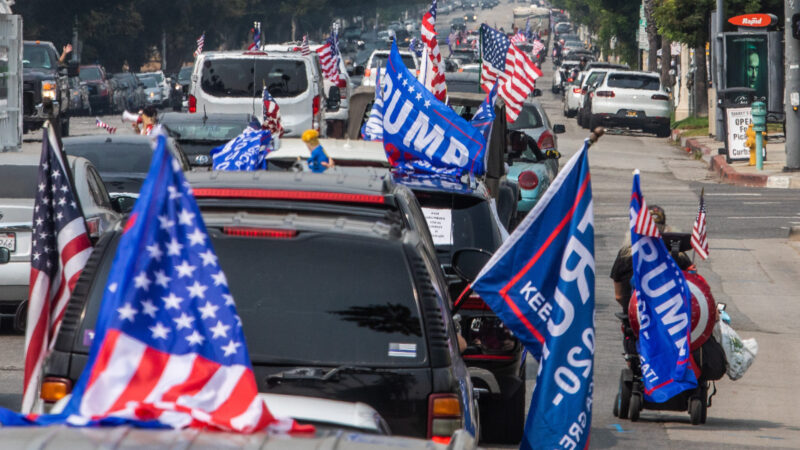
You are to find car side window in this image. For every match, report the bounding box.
[86,166,112,209]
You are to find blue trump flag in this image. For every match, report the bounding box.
[629,170,697,403]
[470,81,498,142]
[471,140,594,450]
[382,41,487,175]
[361,65,384,141]
[210,124,271,171]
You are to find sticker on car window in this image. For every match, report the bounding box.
[421,207,453,246]
[388,343,417,358]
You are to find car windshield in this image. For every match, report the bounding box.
[141,77,157,88]
[607,74,660,90]
[164,120,247,141]
[370,54,416,70]
[178,66,193,83]
[64,143,152,174]
[446,78,480,93]
[201,58,308,98]
[23,44,55,69]
[412,191,504,264]
[78,231,428,366]
[80,67,102,81]
[147,73,164,83]
[509,104,543,130]
[0,165,38,198]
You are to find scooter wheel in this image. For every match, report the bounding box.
[629,393,642,422]
[613,393,620,417]
[617,370,632,419]
[689,398,704,425]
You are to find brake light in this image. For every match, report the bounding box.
[365,68,372,78]
[538,131,555,152]
[86,217,100,237]
[193,188,387,205]
[518,170,539,190]
[461,293,492,310]
[427,394,462,440]
[572,87,582,94]
[596,90,615,97]
[313,95,321,116]
[223,227,297,239]
[567,77,573,82]
[41,377,72,403]
[188,94,197,113]
[651,94,670,101]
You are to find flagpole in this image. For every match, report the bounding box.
[478,26,483,94]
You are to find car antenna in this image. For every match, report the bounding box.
[203,105,208,124]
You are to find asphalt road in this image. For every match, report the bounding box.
[6,2,800,448]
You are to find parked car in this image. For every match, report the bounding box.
[362,49,419,87]
[61,135,190,210]
[189,50,325,138]
[67,76,90,116]
[160,112,252,167]
[0,152,121,331]
[139,75,163,106]
[79,64,113,115]
[111,72,147,112]
[42,171,479,442]
[584,70,672,137]
[573,67,623,125]
[22,40,73,135]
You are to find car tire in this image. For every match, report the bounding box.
[589,113,599,131]
[480,375,525,444]
[655,124,671,138]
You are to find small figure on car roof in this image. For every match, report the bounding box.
[301,129,334,173]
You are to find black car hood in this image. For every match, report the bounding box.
[23,67,57,81]
[101,174,145,195]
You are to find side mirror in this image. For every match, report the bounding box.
[451,248,493,283]
[664,87,672,94]
[112,195,137,214]
[354,65,365,76]
[0,247,9,264]
[553,124,566,134]
[532,88,542,97]
[326,86,341,111]
[67,60,80,78]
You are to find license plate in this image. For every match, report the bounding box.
[626,111,638,118]
[0,232,15,252]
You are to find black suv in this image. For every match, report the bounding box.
[42,173,478,441]
[22,41,74,135]
[395,173,526,445]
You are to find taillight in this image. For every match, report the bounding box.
[581,88,587,94]
[572,87,582,94]
[223,227,297,239]
[651,94,670,101]
[41,377,72,404]
[86,217,100,237]
[567,77,573,82]
[596,90,615,97]
[518,170,539,190]
[538,131,556,152]
[188,94,197,113]
[365,68,372,78]
[428,394,462,440]
[461,293,492,310]
[313,95,321,116]
[193,188,387,205]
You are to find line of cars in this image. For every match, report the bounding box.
[69,66,185,116]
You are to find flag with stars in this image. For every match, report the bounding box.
[418,0,447,102]
[22,124,93,413]
[479,23,542,122]
[4,132,291,432]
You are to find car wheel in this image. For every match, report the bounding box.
[655,124,671,138]
[479,376,525,444]
[589,113,599,131]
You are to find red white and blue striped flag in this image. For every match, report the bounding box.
[262,87,283,137]
[479,24,542,122]
[248,22,261,50]
[300,35,311,56]
[22,124,93,413]
[95,117,116,134]
[418,0,447,102]
[691,189,709,259]
[194,32,205,57]
[316,31,347,88]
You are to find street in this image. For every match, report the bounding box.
[4,1,800,448]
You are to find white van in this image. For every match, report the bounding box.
[189,50,325,137]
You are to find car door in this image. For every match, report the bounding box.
[84,164,120,233]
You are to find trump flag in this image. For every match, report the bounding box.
[629,170,697,403]
[471,140,594,450]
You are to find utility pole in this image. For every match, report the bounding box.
[785,0,800,169]
[161,30,167,72]
[713,0,725,140]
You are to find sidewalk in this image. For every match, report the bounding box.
[671,130,800,189]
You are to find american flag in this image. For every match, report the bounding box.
[479,24,542,122]
[248,22,261,51]
[22,125,93,413]
[95,117,116,134]
[634,198,662,238]
[262,87,284,137]
[40,133,288,431]
[418,0,447,102]
[691,190,709,259]
[300,35,311,56]
[532,39,545,57]
[510,32,527,44]
[193,32,205,58]
[316,34,347,88]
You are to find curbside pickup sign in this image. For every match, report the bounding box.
[725,107,752,162]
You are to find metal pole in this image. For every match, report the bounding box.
[713,0,725,140]
[161,30,167,72]
[785,0,800,169]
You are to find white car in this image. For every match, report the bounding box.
[564,68,612,118]
[361,49,419,87]
[584,70,672,137]
[140,70,170,106]
[140,76,163,106]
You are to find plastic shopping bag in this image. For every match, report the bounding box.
[713,321,758,381]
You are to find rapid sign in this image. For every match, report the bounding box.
[728,14,775,28]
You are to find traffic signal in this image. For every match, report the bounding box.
[793,14,800,40]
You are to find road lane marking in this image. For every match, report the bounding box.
[727,216,799,219]
[706,193,762,196]
[741,201,780,205]
[611,424,630,433]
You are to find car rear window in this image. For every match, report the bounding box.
[76,231,428,367]
[64,143,152,174]
[607,74,660,90]
[370,54,417,70]
[80,67,102,81]
[201,58,308,98]
[446,78,480,93]
[0,165,38,198]
[509,104,543,130]
[164,120,246,141]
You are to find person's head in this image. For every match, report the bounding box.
[746,47,760,90]
[301,129,320,150]
[141,106,158,126]
[649,204,666,233]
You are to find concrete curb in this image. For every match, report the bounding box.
[671,129,790,188]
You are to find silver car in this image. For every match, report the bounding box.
[0,153,120,330]
[140,76,163,106]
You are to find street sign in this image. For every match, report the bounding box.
[728,14,774,28]
[725,106,753,161]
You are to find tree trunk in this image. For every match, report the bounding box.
[661,38,672,88]
[694,44,708,117]
[644,0,658,72]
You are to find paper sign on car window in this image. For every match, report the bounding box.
[421,207,453,246]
